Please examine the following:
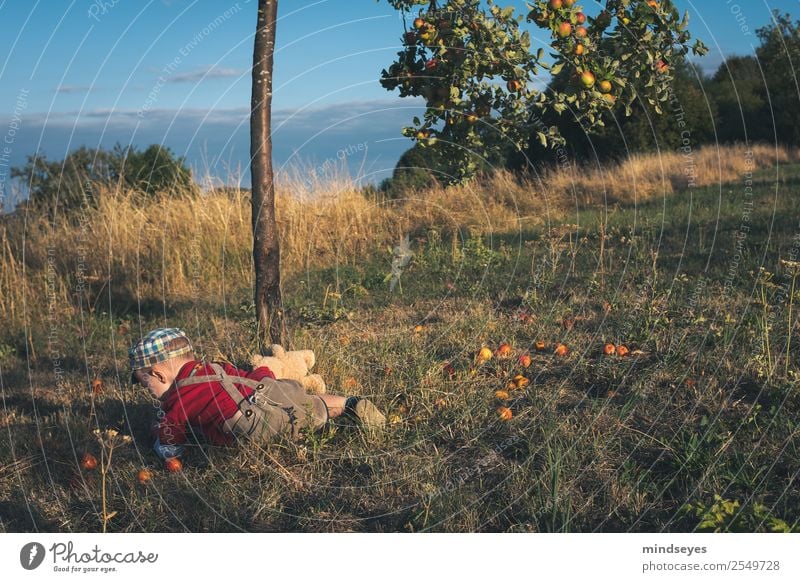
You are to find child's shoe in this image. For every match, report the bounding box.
[345,397,386,427]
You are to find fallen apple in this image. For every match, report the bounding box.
[81,453,98,471]
[512,374,529,389]
[164,457,183,473]
[497,406,513,421]
[496,343,513,359]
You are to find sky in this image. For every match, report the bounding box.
[0,0,797,206]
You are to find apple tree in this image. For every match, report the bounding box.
[380,0,708,182]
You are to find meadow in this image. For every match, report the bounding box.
[1,143,798,532]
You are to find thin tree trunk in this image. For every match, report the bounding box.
[250,0,285,350]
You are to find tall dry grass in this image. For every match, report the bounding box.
[545,143,799,205]
[0,143,796,330]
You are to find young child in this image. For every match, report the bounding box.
[129,328,385,460]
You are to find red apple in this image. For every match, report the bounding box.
[164,457,183,473]
[81,453,98,471]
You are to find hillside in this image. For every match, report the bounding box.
[1,144,799,532]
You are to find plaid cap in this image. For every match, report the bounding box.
[129,328,193,383]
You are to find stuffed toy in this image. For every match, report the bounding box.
[250,345,327,394]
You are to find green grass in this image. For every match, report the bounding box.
[1,164,799,532]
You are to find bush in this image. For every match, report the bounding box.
[11,143,195,215]
[379,144,443,199]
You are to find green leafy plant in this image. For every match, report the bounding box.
[0,342,15,362]
[685,495,797,532]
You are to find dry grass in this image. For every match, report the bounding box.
[0,143,797,329]
[1,143,799,532]
[545,143,800,205]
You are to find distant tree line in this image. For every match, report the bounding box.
[11,143,194,215]
[381,12,800,196]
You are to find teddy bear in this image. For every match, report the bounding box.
[250,344,327,394]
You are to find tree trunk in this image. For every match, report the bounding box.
[250,0,285,350]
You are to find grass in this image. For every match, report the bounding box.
[0,143,799,532]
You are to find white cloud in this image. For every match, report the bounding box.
[166,66,248,83]
[55,85,94,94]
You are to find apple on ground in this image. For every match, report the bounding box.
[81,453,98,471]
[496,343,513,359]
[164,457,183,473]
[497,406,513,421]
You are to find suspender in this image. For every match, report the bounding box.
[174,361,266,437]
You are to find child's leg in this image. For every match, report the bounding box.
[319,394,348,418]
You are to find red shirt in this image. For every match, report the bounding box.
[156,360,276,447]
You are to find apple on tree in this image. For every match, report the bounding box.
[380,0,707,182]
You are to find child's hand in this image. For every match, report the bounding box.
[152,437,184,461]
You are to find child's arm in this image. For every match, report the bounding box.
[152,406,188,458]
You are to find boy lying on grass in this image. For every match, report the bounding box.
[129,328,385,461]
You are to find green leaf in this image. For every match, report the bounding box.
[536,131,547,147]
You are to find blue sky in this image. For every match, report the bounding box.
[0,0,796,204]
